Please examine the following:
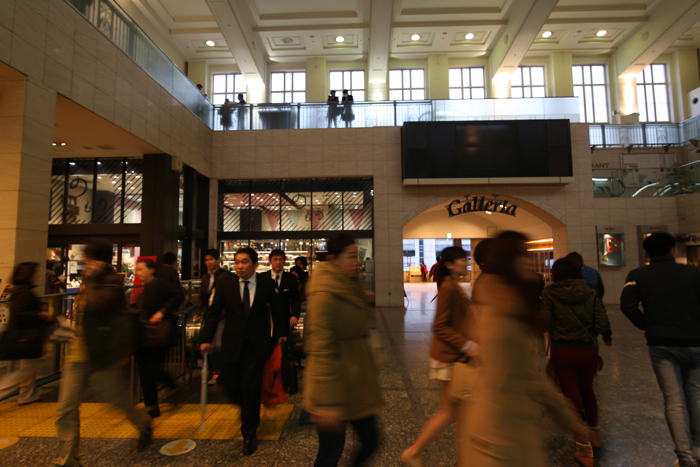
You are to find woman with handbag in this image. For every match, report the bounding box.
[401,246,479,467]
[304,233,384,467]
[542,256,613,466]
[463,231,591,467]
[134,258,184,418]
[0,262,50,406]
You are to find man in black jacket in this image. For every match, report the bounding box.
[199,248,287,456]
[157,251,182,291]
[621,232,700,467]
[259,249,301,330]
[56,241,152,466]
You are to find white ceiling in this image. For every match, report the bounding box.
[119,0,700,67]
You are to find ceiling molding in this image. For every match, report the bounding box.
[259,11,359,21]
[253,23,369,32]
[552,4,648,13]
[392,20,507,28]
[544,17,648,25]
[172,16,217,23]
[170,28,222,35]
[400,7,502,15]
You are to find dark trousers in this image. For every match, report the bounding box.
[314,416,379,467]
[550,346,599,427]
[222,340,265,440]
[136,346,174,408]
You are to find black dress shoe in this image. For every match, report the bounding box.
[137,427,152,452]
[147,407,160,418]
[242,438,257,456]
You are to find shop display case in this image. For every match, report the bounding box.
[221,240,310,272]
[596,226,626,267]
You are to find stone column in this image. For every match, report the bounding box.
[428,54,449,99]
[306,57,327,103]
[549,52,574,97]
[0,70,56,286]
[671,49,700,122]
[187,61,209,96]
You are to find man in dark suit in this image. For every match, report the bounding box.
[259,249,301,330]
[198,248,228,385]
[199,247,287,456]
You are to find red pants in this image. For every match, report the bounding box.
[550,346,599,427]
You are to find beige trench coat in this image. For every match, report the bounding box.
[459,273,578,467]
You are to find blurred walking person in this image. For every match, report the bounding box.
[402,247,479,467]
[462,231,590,467]
[542,256,613,466]
[135,258,184,418]
[56,241,152,466]
[0,262,51,405]
[305,233,384,467]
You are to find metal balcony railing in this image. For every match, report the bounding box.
[593,162,700,198]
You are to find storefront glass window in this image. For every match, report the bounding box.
[123,160,143,224]
[66,160,94,224]
[94,159,123,224]
[281,180,312,231]
[50,160,65,225]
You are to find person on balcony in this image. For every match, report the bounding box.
[327,90,340,128]
[219,99,234,130]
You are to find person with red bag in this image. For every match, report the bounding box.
[199,247,287,456]
[542,256,613,467]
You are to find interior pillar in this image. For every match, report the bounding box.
[549,52,574,97]
[671,49,700,122]
[0,69,56,286]
[306,58,327,103]
[428,54,449,99]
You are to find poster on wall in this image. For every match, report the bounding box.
[596,226,626,267]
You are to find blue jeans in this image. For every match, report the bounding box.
[649,346,700,467]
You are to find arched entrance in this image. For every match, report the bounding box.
[402,194,568,284]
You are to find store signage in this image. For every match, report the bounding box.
[445,195,518,217]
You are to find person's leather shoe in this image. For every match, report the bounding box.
[147,407,160,418]
[18,397,43,407]
[242,438,257,456]
[137,426,152,452]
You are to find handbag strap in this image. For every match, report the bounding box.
[564,305,598,349]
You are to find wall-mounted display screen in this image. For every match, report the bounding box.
[402,120,573,180]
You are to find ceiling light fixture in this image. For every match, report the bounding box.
[542,31,552,38]
[465,33,475,40]
[282,38,292,44]
[335,36,345,43]
[411,34,420,41]
[597,30,607,37]
[205,40,216,46]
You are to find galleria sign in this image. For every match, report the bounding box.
[445,195,519,217]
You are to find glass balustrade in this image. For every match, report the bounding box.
[65,0,212,127]
[593,164,700,198]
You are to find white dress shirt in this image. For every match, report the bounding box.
[239,272,257,307]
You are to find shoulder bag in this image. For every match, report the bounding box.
[449,357,480,401]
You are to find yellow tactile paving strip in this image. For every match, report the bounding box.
[0,403,293,440]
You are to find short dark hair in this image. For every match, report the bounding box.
[567,252,584,266]
[473,238,495,269]
[196,84,203,88]
[643,232,676,258]
[552,256,583,282]
[84,240,113,263]
[137,258,156,270]
[12,262,38,286]
[295,256,308,268]
[438,247,467,286]
[163,252,177,265]
[343,89,349,93]
[235,247,258,264]
[204,248,220,260]
[269,249,286,261]
[327,233,355,258]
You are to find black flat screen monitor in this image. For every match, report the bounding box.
[402,120,572,180]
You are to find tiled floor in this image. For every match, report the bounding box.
[0,283,681,466]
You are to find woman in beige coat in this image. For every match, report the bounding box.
[304,233,384,467]
[402,246,479,467]
[462,231,590,467]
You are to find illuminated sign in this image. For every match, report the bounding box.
[445,195,519,217]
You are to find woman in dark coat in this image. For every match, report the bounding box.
[134,258,184,418]
[0,262,50,405]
